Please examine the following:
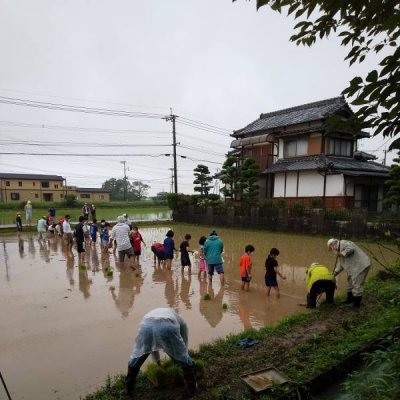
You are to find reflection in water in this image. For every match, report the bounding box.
[79,268,92,299]
[2,241,10,281]
[165,269,178,307]
[238,292,252,330]
[110,269,144,318]
[18,235,25,258]
[38,239,50,263]
[66,255,75,286]
[180,271,192,309]
[200,284,225,327]
[28,235,36,257]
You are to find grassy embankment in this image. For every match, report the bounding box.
[83,264,400,400]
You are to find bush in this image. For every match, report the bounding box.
[166,193,195,210]
[311,197,324,208]
[62,194,78,207]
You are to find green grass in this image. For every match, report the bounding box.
[0,206,171,225]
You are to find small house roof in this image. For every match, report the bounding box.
[234,96,353,137]
[0,173,64,181]
[264,154,390,178]
[76,187,110,193]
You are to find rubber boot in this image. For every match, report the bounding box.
[341,291,354,304]
[352,296,362,308]
[125,366,140,396]
[183,367,197,398]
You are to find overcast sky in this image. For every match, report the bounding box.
[0,0,395,197]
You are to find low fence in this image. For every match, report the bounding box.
[173,206,400,239]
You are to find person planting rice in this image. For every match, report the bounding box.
[304,262,336,308]
[125,307,197,397]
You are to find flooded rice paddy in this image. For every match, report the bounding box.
[0,225,396,399]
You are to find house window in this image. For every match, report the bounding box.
[100,195,104,199]
[284,138,308,158]
[41,181,49,188]
[328,138,352,157]
[80,194,90,199]
[35,194,39,198]
[33,182,36,186]
[18,181,22,187]
[55,184,59,189]
[60,194,64,198]
[11,192,20,200]
[6,181,10,186]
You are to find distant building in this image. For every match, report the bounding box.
[231,96,390,211]
[0,173,110,203]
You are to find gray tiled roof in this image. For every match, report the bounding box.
[234,96,351,137]
[264,155,390,177]
[0,173,64,181]
[76,187,110,193]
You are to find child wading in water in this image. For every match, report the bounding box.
[240,244,255,291]
[131,226,146,266]
[265,247,286,298]
[198,236,208,279]
[179,234,193,271]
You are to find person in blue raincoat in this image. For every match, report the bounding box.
[125,307,197,396]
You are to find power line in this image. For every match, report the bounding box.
[0,96,166,119]
[0,140,171,147]
[0,120,170,134]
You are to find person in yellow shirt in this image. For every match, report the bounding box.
[306,263,336,308]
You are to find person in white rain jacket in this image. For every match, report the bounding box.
[125,307,196,396]
[327,238,371,308]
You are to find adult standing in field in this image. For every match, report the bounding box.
[62,215,73,251]
[125,307,197,397]
[75,216,86,264]
[24,200,32,226]
[327,238,371,308]
[163,230,176,270]
[204,229,224,285]
[109,215,136,270]
[82,203,90,219]
[37,216,47,240]
[90,204,96,220]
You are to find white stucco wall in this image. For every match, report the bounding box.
[274,173,285,197]
[274,171,346,197]
[286,172,297,196]
[297,171,324,196]
[326,174,344,196]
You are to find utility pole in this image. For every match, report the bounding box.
[121,160,127,201]
[383,149,387,165]
[164,110,178,193]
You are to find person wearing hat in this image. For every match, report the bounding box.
[109,216,135,269]
[24,200,33,226]
[327,238,371,308]
[305,263,336,308]
[204,229,224,285]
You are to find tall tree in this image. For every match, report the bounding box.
[385,153,400,207]
[102,178,150,201]
[102,178,127,201]
[239,0,400,146]
[193,164,213,196]
[238,157,260,205]
[131,181,150,200]
[219,156,240,199]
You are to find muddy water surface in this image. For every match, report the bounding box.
[0,226,395,399]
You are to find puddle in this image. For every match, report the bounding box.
[0,226,396,399]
